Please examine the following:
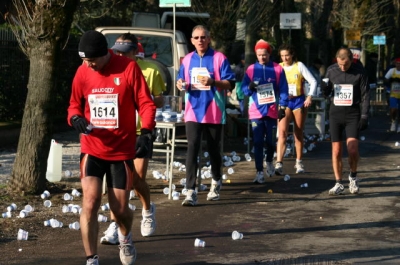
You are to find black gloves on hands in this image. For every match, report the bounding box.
[135,129,153,158]
[278,107,286,121]
[71,115,90,134]
[321,80,333,97]
[249,82,258,91]
[358,118,368,131]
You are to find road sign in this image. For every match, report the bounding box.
[373,35,386,45]
[160,0,191,7]
[279,13,301,29]
[346,30,361,41]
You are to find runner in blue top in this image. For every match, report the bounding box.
[241,39,289,184]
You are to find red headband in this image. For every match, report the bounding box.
[254,40,272,54]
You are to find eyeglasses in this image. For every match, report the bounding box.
[192,36,207,40]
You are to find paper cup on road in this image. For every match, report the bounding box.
[24,205,34,212]
[71,189,81,197]
[194,238,206,247]
[7,203,17,212]
[98,214,108,222]
[40,190,50,199]
[17,229,28,240]
[19,210,28,218]
[63,193,74,201]
[43,200,52,208]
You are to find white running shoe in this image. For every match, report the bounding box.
[390,122,396,132]
[348,175,360,194]
[100,222,119,245]
[294,162,305,174]
[119,240,136,265]
[86,255,99,265]
[141,202,156,237]
[207,179,221,201]
[275,162,283,175]
[266,162,274,177]
[253,171,265,184]
[182,189,198,206]
[328,182,345,195]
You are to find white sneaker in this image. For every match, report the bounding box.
[328,182,345,195]
[253,171,265,184]
[100,222,119,245]
[348,175,360,194]
[207,179,221,201]
[275,162,283,175]
[119,240,136,265]
[182,189,198,206]
[86,255,99,265]
[266,162,274,177]
[294,161,305,174]
[390,122,396,132]
[141,202,156,237]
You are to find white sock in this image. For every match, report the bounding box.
[118,229,132,244]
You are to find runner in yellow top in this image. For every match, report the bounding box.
[384,58,400,132]
[275,44,317,175]
[100,33,166,244]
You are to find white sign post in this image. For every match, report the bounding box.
[160,0,191,96]
[279,13,301,44]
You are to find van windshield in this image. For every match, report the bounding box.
[104,33,172,67]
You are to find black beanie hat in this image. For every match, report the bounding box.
[78,30,108,58]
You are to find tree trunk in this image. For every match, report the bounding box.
[7,0,80,194]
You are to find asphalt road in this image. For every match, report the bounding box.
[1,108,400,265]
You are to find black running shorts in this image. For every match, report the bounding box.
[329,104,360,142]
[80,154,134,190]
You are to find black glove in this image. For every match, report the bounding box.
[321,80,333,97]
[249,82,258,91]
[278,107,286,121]
[70,115,90,134]
[135,129,153,158]
[358,118,368,131]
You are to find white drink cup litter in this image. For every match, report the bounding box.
[62,205,72,213]
[7,203,17,212]
[128,204,136,211]
[71,189,81,197]
[43,200,52,208]
[300,183,309,188]
[19,210,28,218]
[64,170,72,178]
[163,187,170,195]
[245,153,252,162]
[227,168,235,175]
[17,229,29,240]
[194,238,206,247]
[40,190,50,199]
[101,203,110,211]
[24,204,34,213]
[172,191,180,200]
[232,230,244,240]
[2,212,12,218]
[51,219,63,228]
[69,221,80,230]
[71,205,81,214]
[63,193,74,201]
[284,175,291,181]
[98,214,108,222]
